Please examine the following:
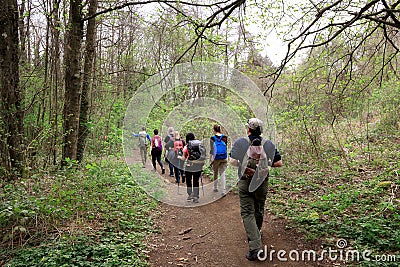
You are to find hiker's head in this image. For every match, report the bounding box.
[246,118,263,136]
[186,132,195,143]
[142,126,146,131]
[174,131,180,140]
[168,127,174,136]
[213,124,221,134]
[154,129,159,135]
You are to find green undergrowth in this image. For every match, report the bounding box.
[0,159,158,266]
[268,135,400,266]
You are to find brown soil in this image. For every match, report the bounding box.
[145,165,338,267]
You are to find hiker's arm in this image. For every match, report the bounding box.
[178,154,187,160]
[209,138,214,162]
[133,133,139,137]
[272,160,282,167]
[229,138,244,168]
[272,149,282,167]
[178,146,188,160]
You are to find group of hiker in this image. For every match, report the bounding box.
[133,118,283,261]
[134,124,227,203]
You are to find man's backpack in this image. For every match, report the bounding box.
[187,140,206,161]
[138,131,148,148]
[241,137,275,192]
[212,134,227,160]
[174,140,184,157]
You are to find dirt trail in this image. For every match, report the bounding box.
[147,191,336,267]
[128,154,335,266]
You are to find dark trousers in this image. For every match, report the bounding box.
[151,149,164,170]
[174,163,185,183]
[185,171,201,198]
[168,161,174,175]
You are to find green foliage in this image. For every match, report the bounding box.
[371,80,400,134]
[268,135,400,254]
[1,160,157,266]
[6,232,149,267]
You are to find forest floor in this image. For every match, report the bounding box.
[140,159,341,267]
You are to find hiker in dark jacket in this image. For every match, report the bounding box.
[179,132,205,203]
[230,118,282,261]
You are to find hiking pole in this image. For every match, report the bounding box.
[177,159,180,194]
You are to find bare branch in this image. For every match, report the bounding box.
[82,0,232,21]
[172,0,245,65]
[261,0,400,95]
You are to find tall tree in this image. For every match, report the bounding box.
[77,0,98,162]
[0,0,24,178]
[62,0,84,163]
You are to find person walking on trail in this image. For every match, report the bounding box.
[164,127,175,177]
[165,131,185,184]
[150,129,165,174]
[133,126,151,167]
[210,124,228,197]
[179,132,206,203]
[230,118,282,261]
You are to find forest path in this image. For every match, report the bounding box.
[128,154,336,266]
[146,189,334,267]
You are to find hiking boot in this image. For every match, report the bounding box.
[192,197,199,203]
[245,249,263,261]
[214,188,218,192]
[187,194,194,201]
[162,169,165,174]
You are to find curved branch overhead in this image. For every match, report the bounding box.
[264,0,400,95]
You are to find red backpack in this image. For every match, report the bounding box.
[173,140,184,156]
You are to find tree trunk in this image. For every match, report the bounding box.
[50,0,61,165]
[77,0,98,162]
[0,0,24,178]
[18,0,27,65]
[62,0,83,164]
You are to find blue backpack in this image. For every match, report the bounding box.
[212,134,227,160]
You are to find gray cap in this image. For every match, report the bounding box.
[245,118,263,133]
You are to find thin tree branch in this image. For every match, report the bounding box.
[82,0,232,21]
